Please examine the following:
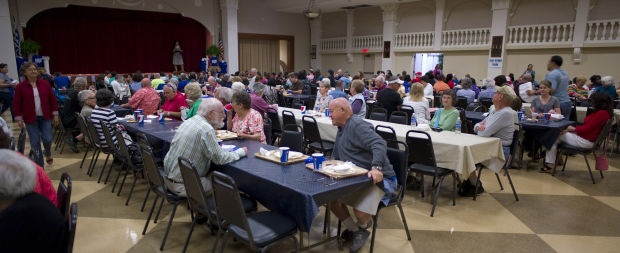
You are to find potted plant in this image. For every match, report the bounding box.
[20,39,41,61]
[206,45,221,57]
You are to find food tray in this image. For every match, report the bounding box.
[216,130,238,140]
[254,152,309,165]
[305,160,368,179]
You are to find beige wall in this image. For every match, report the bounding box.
[322,11,346,38]
[509,0,575,26]
[397,2,435,33]
[442,50,489,81]
[321,54,365,74]
[353,7,382,36]
[445,0,492,30]
[393,53,414,74]
[589,0,620,20]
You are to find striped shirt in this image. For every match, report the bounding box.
[164,115,246,183]
[90,107,118,148]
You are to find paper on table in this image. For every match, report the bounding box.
[222,145,236,152]
[147,115,158,119]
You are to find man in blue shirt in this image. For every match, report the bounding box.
[53,72,70,90]
[129,73,143,94]
[544,55,571,119]
[329,80,348,100]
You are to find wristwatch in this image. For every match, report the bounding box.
[371,165,382,171]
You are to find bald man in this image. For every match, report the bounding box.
[327,98,397,252]
[121,78,160,115]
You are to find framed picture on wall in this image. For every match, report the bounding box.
[383,41,391,58]
[491,36,503,58]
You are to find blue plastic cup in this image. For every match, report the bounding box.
[325,108,330,117]
[133,111,139,121]
[158,113,165,123]
[312,153,324,170]
[517,111,523,121]
[279,147,290,163]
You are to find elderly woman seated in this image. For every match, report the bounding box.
[429,89,460,131]
[456,77,476,105]
[184,82,204,119]
[230,91,266,143]
[78,90,96,118]
[314,78,334,113]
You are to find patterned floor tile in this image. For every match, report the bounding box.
[410,230,555,253]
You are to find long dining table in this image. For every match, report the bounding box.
[277,107,506,177]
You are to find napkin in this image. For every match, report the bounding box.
[147,115,158,119]
[415,124,431,131]
[259,147,274,156]
[222,145,237,152]
[550,114,565,121]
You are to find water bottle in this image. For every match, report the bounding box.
[455,118,461,134]
[181,107,188,121]
[410,116,417,126]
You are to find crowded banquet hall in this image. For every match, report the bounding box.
[3,0,620,252]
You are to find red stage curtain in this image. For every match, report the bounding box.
[24,5,208,74]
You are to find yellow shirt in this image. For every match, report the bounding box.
[151,78,165,89]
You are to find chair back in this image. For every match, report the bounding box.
[66,203,78,253]
[375,125,399,149]
[57,173,72,220]
[17,128,26,154]
[85,118,103,148]
[302,115,323,145]
[178,157,216,222]
[112,127,132,165]
[426,97,433,108]
[399,105,414,123]
[211,171,255,247]
[279,124,304,152]
[74,113,91,145]
[282,110,297,127]
[369,107,388,122]
[137,133,166,189]
[586,107,594,117]
[405,130,437,169]
[263,117,273,145]
[433,94,442,107]
[479,98,493,112]
[100,122,117,149]
[386,141,408,203]
[593,119,612,150]
[458,109,473,134]
[456,96,468,109]
[266,108,282,133]
[389,111,409,125]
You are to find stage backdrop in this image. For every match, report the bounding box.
[24,5,208,74]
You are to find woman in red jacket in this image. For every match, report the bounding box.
[542,92,612,172]
[13,62,59,168]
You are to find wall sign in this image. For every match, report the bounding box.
[489,57,503,68]
[311,45,316,59]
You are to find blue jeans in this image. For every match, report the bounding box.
[560,101,572,119]
[0,91,14,121]
[25,116,53,168]
[503,146,511,165]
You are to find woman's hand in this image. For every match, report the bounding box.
[548,109,556,114]
[17,120,25,129]
[53,115,59,126]
[566,126,576,132]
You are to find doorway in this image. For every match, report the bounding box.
[413,53,443,75]
[363,54,375,75]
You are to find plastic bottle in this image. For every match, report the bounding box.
[410,116,417,126]
[455,118,461,134]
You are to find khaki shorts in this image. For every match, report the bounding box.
[164,177,211,197]
[338,184,384,215]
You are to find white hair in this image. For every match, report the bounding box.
[602,76,614,86]
[73,77,87,90]
[216,87,233,103]
[78,90,94,106]
[231,82,245,93]
[320,78,331,88]
[375,76,385,83]
[0,150,37,200]
[252,82,265,94]
[196,98,222,117]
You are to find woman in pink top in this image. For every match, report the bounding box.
[230,91,266,143]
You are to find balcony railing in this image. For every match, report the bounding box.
[393,32,434,50]
[585,19,620,43]
[320,37,346,51]
[506,22,574,46]
[352,35,383,49]
[441,28,490,48]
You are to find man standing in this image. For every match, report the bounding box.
[376,79,403,119]
[328,98,397,253]
[121,78,160,115]
[544,55,571,119]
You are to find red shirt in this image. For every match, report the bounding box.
[575,110,610,142]
[161,92,188,120]
[447,81,455,89]
[127,87,160,115]
[13,78,58,124]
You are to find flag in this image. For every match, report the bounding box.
[13,18,21,58]
[218,33,224,58]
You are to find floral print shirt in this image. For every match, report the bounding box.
[232,108,266,143]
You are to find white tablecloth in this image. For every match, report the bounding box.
[277,107,506,177]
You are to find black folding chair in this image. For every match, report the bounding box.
[66,203,78,253]
[266,108,282,144]
[369,107,388,122]
[210,171,299,252]
[57,173,72,220]
[17,128,26,155]
[433,94,442,107]
[555,119,611,184]
[111,127,143,206]
[399,105,414,123]
[406,130,457,217]
[389,111,409,125]
[456,96,468,109]
[374,125,399,149]
[75,113,93,169]
[84,119,116,180]
[279,124,304,153]
[138,134,186,250]
[473,129,519,201]
[479,98,493,112]
[263,117,273,145]
[302,115,334,156]
[282,110,297,128]
[99,122,121,184]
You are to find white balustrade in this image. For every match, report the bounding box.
[441,28,490,48]
[585,19,620,43]
[352,35,383,49]
[320,37,346,51]
[393,32,434,50]
[506,22,575,46]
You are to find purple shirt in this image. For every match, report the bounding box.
[250,92,269,118]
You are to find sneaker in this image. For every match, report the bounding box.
[340,229,354,242]
[65,137,79,153]
[349,229,370,253]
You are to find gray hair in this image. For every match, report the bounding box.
[522,73,532,81]
[602,76,614,86]
[216,87,233,103]
[196,98,223,118]
[73,77,87,90]
[252,82,265,94]
[154,73,160,78]
[375,75,385,83]
[168,78,179,86]
[184,82,202,100]
[0,150,37,200]
[320,78,331,88]
[231,82,245,93]
[460,77,472,89]
[78,90,94,106]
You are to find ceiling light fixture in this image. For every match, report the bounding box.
[303,0,321,19]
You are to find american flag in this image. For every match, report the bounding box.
[13,18,21,58]
[218,33,224,58]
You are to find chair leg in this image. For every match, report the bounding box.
[504,167,519,201]
[584,154,596,184]
[211,227,223,253]
[97,153,111,183]
[159,203,179,250]
[182,217,197,253]
[140,188,151,212]
[473,167,483,201]
[369,214,379,253]
[117,165,131,196]
[420,175,425,198]
[142,195,159,235]
[80,146,90,169]
[495,173,504,190]
[452,173,456,206]
[397,204,412,240]
[561,153,569,172]
[154,198,165,223]
[104,157,118,184]
[111,164,125,193]
[125,171,139,205]
[430,176,445,217]
[218,231,230,253]
[88,149,100,176]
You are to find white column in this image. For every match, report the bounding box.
[220,0,239,73]
[345,9,354,63]
[572,0,590,63]
[433,0,445,51]
[0,0,18,79]
[381,3,398,72]
[486,0,510,79]
[310,16,322,70]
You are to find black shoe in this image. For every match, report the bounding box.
[475,182,485,194]
[65,137,79,153]
[540,165,553,173]
[458,180,475,197]
[341,229,354,242]
[406,175,421,190]
[349,229,370,253]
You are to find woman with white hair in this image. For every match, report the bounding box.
[594,76,617,99]
[78,90,96,118]
[0,149,66,252]
[313,78,333,113]
[231,81,246,94]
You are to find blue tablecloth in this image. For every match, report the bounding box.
[119,119,372,232]
[110,105,133,118]
[520,119,574,150]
